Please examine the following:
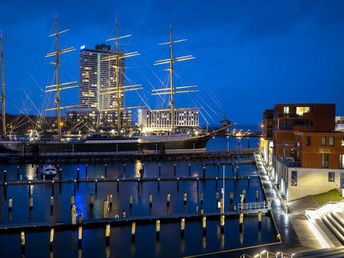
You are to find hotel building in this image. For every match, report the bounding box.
[138,108,199,133]
[261,104,344,201]
[66,44,132,131]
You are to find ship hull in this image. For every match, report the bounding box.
[0,134,211,158]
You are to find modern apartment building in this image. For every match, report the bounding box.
[138,108,199,133]
[261,104,344,201]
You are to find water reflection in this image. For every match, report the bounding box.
[134,160,143,178]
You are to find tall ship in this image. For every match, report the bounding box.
[0,18,230,158]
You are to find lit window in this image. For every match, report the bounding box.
[322,154,329,168]
[291,171,297,186]
[340,155,344,169]
[283,106,289,114]
[341,138,344,147]
[328,172,335,182]
[296,106,310,116]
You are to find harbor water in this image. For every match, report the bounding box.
[0,136,278,258]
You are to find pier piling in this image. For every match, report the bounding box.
[20,231,25,254]
[105,223,111,245]
[166,193,170,207]
[181,218,185,238]
[156,220,160,240]
[149,193,153,208]
[202,216,207,236]
[220,215,225,233]
[131,222,136,242]
[50,196,54,211]
[71,205,77,225]
[239,212,244,232]
[49,228,54,250]
[8,197,12,211]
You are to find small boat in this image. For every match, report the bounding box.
[39,164,58,179]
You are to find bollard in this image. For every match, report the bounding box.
[50,196,54,210]
[49,228,54,250]
[78,225,83,248]
[129,194,133,209]
[17,166,20,181]
[89,194,95,209]
[166,194,171,207]
[239,212,244,232]
[117,179,120,193]
[258,210,262,229]
[181,218,185,238]
[248,176,250,186]
[105,223,111,245]
[149,193,153,208]
[158,164,161,177]
[220,215,225,233]
[71,205,77,225]
[183,193,187,206]
[29,195,33,210]
[173,163,176,177]
[8,197,12,211]
[131,222,136,242]
[95,180,98,193]
[76,168,80,181]
[188,163,191,176]
[103,200,109,219]
[104,163,107,177]
[20,231,25,254]
[202,216,207,235]
[70,194,75,208]
[156,220,160,240]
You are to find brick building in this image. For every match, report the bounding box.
[261,104,344,201]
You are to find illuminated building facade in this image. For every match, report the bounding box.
[261,104,344,201]
[138,108,199,133]
[69,44,131,131]
[79,44,124,111]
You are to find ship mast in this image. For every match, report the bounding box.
[0,33,6,137]
[153,24,197,134]
[100,19,142,134]
[45,16,78,141]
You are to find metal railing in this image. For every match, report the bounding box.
[237,201,272,213]
[240,250,295,258]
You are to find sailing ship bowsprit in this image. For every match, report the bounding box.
[0,21,230,158]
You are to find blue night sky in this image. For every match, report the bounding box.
[1,0,344,126]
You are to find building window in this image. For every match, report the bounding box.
[321,137,326,146]
[329,136,334,146]
[291,171,297,186]
[342,138,344,147]
[322,154,329,168]
[296,106,310,116]
[306,136,311,146]
[284,106,289,114]
[328,172,335,182]
[340,155,344,169]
